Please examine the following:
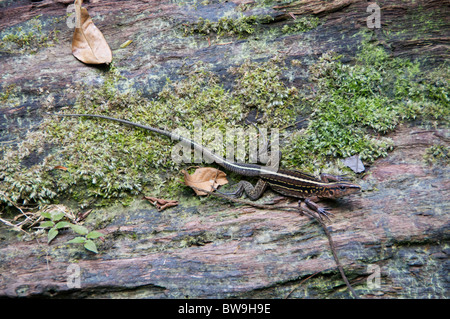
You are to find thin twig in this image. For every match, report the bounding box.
[190,186,359,299]
[0,190,32,221]
[0,217,30,235]
[307,209,359,299]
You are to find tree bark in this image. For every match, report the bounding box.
[0,0,448,298]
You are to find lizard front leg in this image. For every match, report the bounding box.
[303,197,334,220]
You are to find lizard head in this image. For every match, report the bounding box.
[321,182,361,199]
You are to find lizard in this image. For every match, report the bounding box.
[53,113,361,218]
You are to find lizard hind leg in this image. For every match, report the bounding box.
[217,179,267,201]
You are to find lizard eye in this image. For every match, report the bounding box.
[340,185,346,190]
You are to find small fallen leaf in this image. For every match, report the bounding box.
[72,0,112,64]
[182,167,228,196]
[119,39,133,49]
[216,42,233,46]
[342,154,365,173]
[53,165,68,171]
[143,196,179,211]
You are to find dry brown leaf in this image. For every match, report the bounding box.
[182,167,228,196]
[143,196,179,211]
[53,165,68,171]
[72,0,112,64]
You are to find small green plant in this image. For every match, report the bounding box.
[0,84,18,103]
[38,206,103,253]
[66,226,103,254]
[39,209,72,244]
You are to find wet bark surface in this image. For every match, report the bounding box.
[0,0,448,298]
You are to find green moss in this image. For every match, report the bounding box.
[282,34,449,173]
[281,16,319,34]
[0,15,60,54]
[230,57,299,126]
[184,14,319,40]
[0,58,297,208]
[424,145,449,166]
[178,231,215,248]
[408,5,447,38]
[0,84,20,109]
[183,14,273,38]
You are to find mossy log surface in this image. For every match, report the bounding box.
[0,0,448,298]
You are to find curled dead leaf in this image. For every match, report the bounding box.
[53,165,68,171]
[143,196,179,211]
[182,167,228,196]
[72,0,112,64]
